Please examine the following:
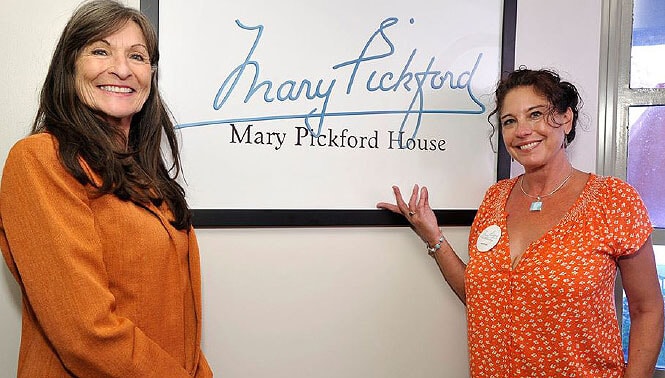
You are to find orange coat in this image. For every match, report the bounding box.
[0,133,213,377]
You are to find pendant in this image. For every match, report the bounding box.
[529,198,543,212]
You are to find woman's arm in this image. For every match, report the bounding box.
[618,236,664,378]
[377,184,467,304]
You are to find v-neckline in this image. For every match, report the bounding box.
[501,173,594,270]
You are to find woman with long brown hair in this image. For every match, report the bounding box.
[0,1,212,376]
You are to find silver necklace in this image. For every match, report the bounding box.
[519,170,574,212]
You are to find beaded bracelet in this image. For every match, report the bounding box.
[426,233,445,257]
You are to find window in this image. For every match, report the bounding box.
[627,105,665,228]
[599,0,665,372]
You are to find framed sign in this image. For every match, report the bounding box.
[142,0,514,227]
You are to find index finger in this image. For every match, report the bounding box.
[392,185,410,213]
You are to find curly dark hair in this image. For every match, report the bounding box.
[32,0,191,229]
[488,68,583,146]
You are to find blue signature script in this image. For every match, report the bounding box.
[179,17,485,143]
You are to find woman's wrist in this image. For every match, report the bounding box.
[425,229,446,257]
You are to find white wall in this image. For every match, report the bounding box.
[0,1,601,377]
[511,0,602,176]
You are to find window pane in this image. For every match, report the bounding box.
[622,245,665,368]
[627,106,665,228]
[631,0,665,88]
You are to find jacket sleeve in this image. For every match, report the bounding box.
[0,136,192,377]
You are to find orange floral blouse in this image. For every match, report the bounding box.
[465,174,652,377]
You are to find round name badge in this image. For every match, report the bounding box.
[476,224,501,252]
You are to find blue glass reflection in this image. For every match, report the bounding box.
[627,104,665,229]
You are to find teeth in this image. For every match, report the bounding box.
[519,141,539,150]
[99,85,133,93]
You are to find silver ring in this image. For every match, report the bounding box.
[408,211,416,216]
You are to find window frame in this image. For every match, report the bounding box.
[599,0,665,374]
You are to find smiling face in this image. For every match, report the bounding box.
[500,85,573,171]
[74,21,152,134]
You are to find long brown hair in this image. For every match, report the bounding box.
[33,0,191,229]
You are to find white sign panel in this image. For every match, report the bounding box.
[157,0,503,211]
